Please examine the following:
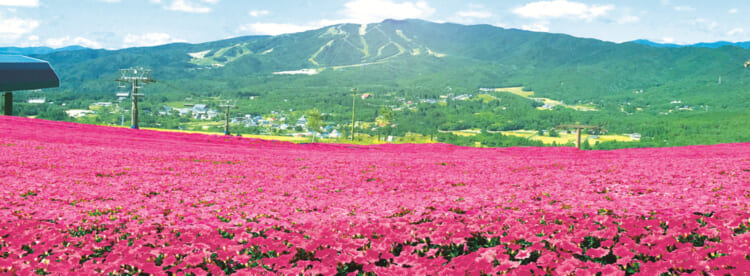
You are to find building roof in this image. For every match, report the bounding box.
[0,55,60,91]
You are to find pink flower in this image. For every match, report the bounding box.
[586,248,609,258]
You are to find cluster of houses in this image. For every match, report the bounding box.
[159,104,220,120]
[231,114,342,138]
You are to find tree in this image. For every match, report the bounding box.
[549,129,560,137]
[376,106,394,141]
[306,108,325,142]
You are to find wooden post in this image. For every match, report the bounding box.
[556,124,604,150]
[3,92,11,116]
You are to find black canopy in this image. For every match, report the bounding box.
[0,55,59,91]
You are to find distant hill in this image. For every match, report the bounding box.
[629,39,750,49]
[0,45,88,55]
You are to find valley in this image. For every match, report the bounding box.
[7,19,750,149]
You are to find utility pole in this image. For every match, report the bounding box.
[351,88,357,140]
[219,100,236,135]
[116,67,154,129]
[555,124,606,149]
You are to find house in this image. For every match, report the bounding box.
[361,93,371,100]
[65,109,94,118]
[296,115,307,127]
[629,133,642,140]
[453,94,471,101]
[279,124,289,130]
[192,104,209,113]
[89,102,113,110]
[177,108,192,116]
[328,129,341,138]
[158,105,174,115]
[206,110,219,119]
[91,102,112,107]
[27,98,46,104]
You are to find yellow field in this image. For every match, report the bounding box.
[495,87,598,111]
[500,130,635,145]
[139,127,311,142]
[495,87,535,97]
[474,94,497,103]
[449,129,481,137]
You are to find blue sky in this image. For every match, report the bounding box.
[0,0,748,49]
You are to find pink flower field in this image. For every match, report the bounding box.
[1,116,749,275]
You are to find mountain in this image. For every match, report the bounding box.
[630,39,750,49]
[34,19,750,105]
[0,45,88,56]
[19,19,750,148]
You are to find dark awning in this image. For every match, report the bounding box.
[0,55,60,91]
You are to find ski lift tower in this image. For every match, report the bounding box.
[0,55,59,116]
[116,67,154,129]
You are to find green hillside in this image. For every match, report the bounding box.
[12,19,750,148]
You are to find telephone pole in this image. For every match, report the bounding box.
[116,67,154,129]
[219,100,236,135]
[351,88,357,140]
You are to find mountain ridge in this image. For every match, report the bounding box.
[629,39,750,49]
[0,45,88,55]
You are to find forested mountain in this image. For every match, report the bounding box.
[16,19,750,148]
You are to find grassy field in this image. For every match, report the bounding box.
[495,87,598,111]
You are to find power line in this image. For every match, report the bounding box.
[116,67,155,129]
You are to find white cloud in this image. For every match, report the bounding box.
[673,6,694,12]
[456,10,492,19]
[238,23,320,36]
[162,0,219,13]
[45,36,103,49]
[521,22,549,32]
[239,0,435,36]
[249,9,269,17]
[661,37,675,43]
[0,0,38,7]
[97,0,121,3]
[513,0,613,21]
[0,16,38,39]
[343,0,435,24]
[729,8,738,14]
[123,32,185,48]
[691,18,718,32]
[617,15,639,24]
[727,28,744,36]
